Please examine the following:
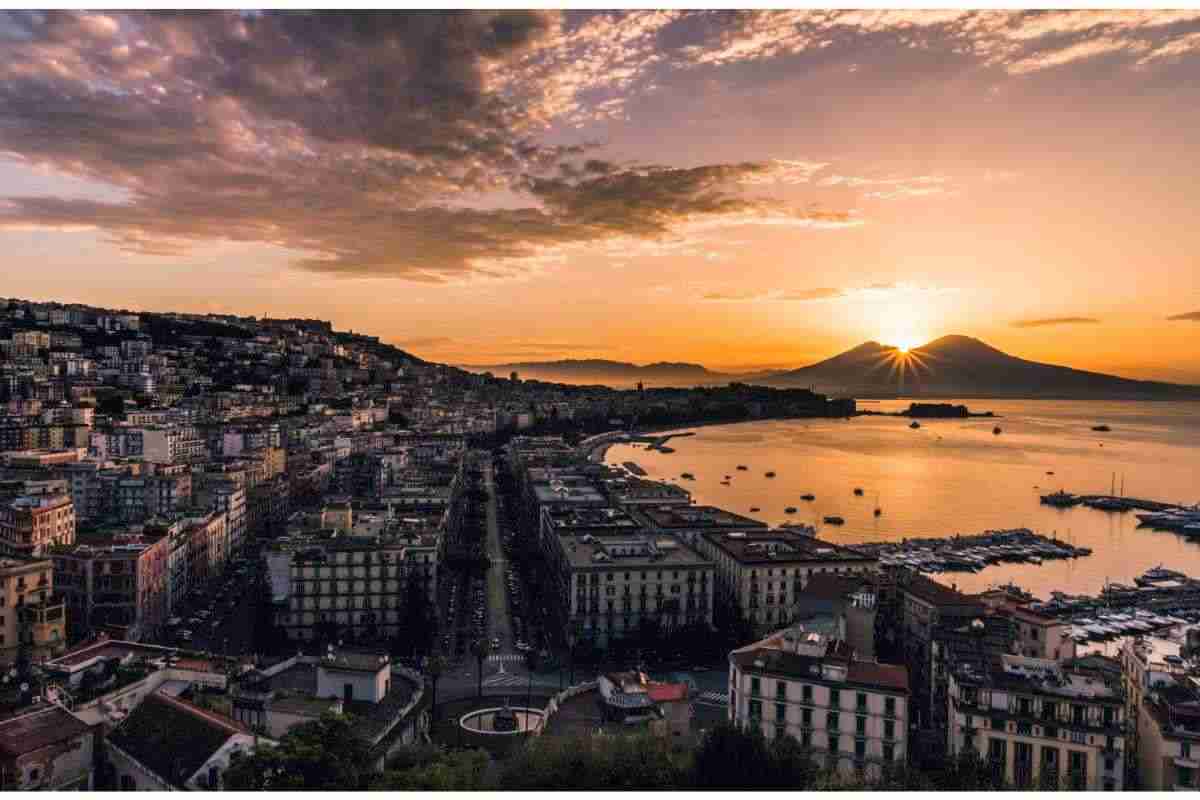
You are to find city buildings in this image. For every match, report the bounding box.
[946,653,1127,790]
[1120,628,1200,790]
[0,492,75,556]
[729,625,909,782]
[695,528,877,634]
[0,554,66,666]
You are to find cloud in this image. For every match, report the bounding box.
[1167,311,1200,321]
[1012,316,1101,328]
[0,11,864,283]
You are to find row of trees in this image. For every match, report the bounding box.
[224,713,1014,791]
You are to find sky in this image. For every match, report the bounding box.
[2,10,1200,381]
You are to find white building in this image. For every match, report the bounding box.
[1120,628,1200,790]
[728,626,909,782]
[947,653,1126,790]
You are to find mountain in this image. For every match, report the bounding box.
[762,335,1200,399]
[459,359,734,388]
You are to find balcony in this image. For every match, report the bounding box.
[1173,756,1200,769]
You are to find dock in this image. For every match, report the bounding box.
[1040,491,1185,513]
[855,528,1091,574]
[621,461,647,477]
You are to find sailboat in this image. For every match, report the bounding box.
[874,493,882,517]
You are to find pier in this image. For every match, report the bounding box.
[854,528,1091,574]
[1040,491,1185,513]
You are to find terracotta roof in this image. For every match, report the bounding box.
[646,682,688,703]
[900,572,977,607]
[0,706,93,758]
[847,661,910,692]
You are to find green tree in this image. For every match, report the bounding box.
[499,732,686,789]
[223,713,373,790]
[372,746,492,790]
[425,651,447,726]
[687,723,774,788]
[470,638,492,701]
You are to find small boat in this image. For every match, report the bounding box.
[853,487,864,496]
[909,421,921,429]
[1046,471,1055,475]
[784,507,798,514]
[724,475,732,480]
[680,472,695,480]
[1092,424,1111,432]
[800,493,815,501]
[750,506,761,512]
[765,471,776,478]
[823,515,845,525]
[874,507,882,517]
[874,493,882,517]
[993,426,1002,435]
[736,465,748,471]
[720,480,730,486]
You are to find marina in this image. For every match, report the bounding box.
[855,528,1092,574]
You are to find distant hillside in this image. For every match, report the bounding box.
[459,359,734,388]
[762,335,1200,399]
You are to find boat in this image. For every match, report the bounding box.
[993,426,1002,435]
[1040,490,1080,507]
[801,493,815,501]
[1046,471,1055,475]
[680,472,695,480]
[765,471,776,478]
[874,507,882,517]
[720,480,730,486]
[853,487,864,496]
[750,506,760,512]
[823,515,846,525]
[1092,424,1111,432]
[736,465,748,471]
[784,507,798,514]
[874,493,882,517]
[909,421,921,429]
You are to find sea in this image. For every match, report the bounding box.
[604,399,1200,599]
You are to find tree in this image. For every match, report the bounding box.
[470,638,492,701]
[425,651,447,726]
[223,713,373,790]
[372,746,491,790]
[688,723,775,788]
[499,732,687,789]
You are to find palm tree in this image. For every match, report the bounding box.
[470,638,492,701]
[426,651,447,725]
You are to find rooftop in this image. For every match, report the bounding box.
[107,692,246,787]
[731,632,909,694]
[704,529,874,565]
[560,531,707,569]
[0,705,93,758]
[639,504,767,531]
[544,505,642,533]
[954,653,1123,702]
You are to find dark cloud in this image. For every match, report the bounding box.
[1167,311,1200,321]
[1012,316,1101,328]
[0,10,859,281]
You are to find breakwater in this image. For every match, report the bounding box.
[854,528,1091,574]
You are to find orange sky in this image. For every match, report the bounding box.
[2,11,1199,381]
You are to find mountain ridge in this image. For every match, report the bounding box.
[456,336,1200,398]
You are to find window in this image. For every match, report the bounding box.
[1183,741,1193,759]
[776,681,788,700]
[802,708,813,728]
[991,717,1005,731]
[1179,766,1194,788]
[883,743,895,762]
[830,688,841,709]
[1072,704,1085,725]
[803,684,813,703]
[884,719,895,740]
[776,703,787,722]
[120,775,135,791]
[1103,707,1115,726]
[801,730,812,749]
[1069,750,1088,790]
[828,734,839,753]
[1043,701,1058,721]
[885,696,896,718]
[775,724,787,740]
[856,715,866,736]
[749,700,763,720]
[751,677,761,697]
[854,739,866,760]
[1018,697,1032,716]
[828,712,840,732]
[856,692,868,711]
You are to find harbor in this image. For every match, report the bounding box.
[1016,567,1200,645]
[854,528,1092,574]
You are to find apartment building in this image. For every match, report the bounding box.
[49,532,171,642]
[1120,628,1200,790]
[540,505,714,647]
[634,504,766,549]
[0,555,66,666]
[729,627,909,782]
[270,529,439,642]
[0,492,75,556]
[695,529,878,634]
[947,653,1126,790]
